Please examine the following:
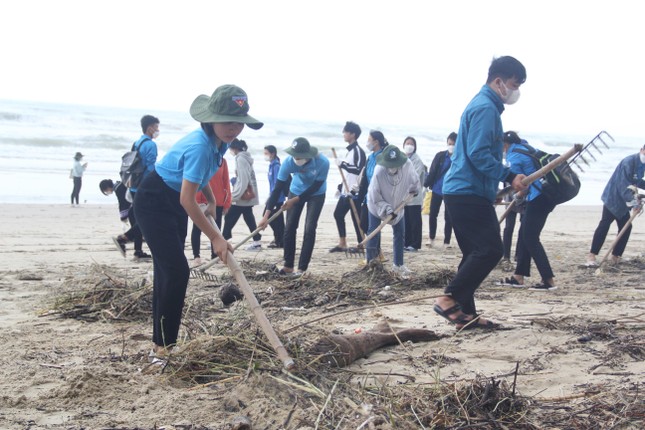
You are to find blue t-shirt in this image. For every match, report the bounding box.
[155,128,229,192]
[278,154,329,196]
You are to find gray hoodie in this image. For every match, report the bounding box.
[231,151,259,206]
[367,159,420,225]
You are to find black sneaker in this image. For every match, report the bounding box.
[133,251,152,261]
[112,236,127,258]
[529,282,557,291]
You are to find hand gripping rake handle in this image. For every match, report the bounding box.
[331,148,367,242]
[197,207,285,272]
[207,215,295,370]
[496,144,583,199]
[597,189,643,268]
[358,193,415,247]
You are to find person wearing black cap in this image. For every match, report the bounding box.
[70,152,87,207]
[257,137,330,277]
[134,84,263,358]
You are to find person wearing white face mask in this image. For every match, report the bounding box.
[257,137,330,277]
[424,132,457,249]
[401,136,427,251]
[586,144,645,266]
[435,56,528,331]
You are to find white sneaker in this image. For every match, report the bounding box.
[245,241,262,251]
[391,264,411,279]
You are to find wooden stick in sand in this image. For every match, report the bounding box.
[207,215,295,370]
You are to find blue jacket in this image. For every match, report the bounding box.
[442,85,511,203]
[268,157,285,203]
[129,134,158,193]
[506,141,542,202]
[601,153,645,218]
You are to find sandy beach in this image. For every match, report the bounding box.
[0,202,643,429]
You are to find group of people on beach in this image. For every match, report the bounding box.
[88,56,643,358]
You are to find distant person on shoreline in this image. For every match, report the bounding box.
[434,56,528,330]
[191,158,231,266]
[223,139,262,250]
[70,152,87,207]
[264,145,285,249]
[134,84,263,358]
[113,115,159,261]
[424,132,456,248]
[258,137,330,277]
[330,121,366,253]
[401,136,426,252]
[586,145,645,266]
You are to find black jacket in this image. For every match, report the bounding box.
[424,150,450,188]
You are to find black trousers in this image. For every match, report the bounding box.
[134,171,189,348]
[71,177,82,205]
[514,194,555,281]
[404,205,422,249]
[284,193,325,271]
[222,205,261,242]
[268,206,285,246]
[443,195,503,315]
[428,193,453,243]
[333,195,363,243]
[125,190,143,252]
[191,206,223,258]
[502,210,518,260]
[590,205,632,257]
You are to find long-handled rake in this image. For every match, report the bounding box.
[206,215,295,370]
[569,130,614,173]
[331,148,369,257]
[190,208,285,280]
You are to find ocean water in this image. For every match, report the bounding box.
[0,98,641,206]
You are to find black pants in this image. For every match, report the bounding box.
[502,210,518,260]
[222,205,261,242]
[284,193,325,271]
[268,206,285,247]
[443,195,503,315]
[191,206,223,258]
[404,205,422,249]
[333,195,363,242]
[360,202,369,240]
[71,177,82,205]
[125,191,143,252]
[590,205,632,257]
[514,194,556,281]
[429,193,453,243]
[134,171,189,348]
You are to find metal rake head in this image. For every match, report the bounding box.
[189,269,220,282]
[570,130,614,173]
[345,246,365,258]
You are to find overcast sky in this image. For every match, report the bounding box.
[2,0,644,138]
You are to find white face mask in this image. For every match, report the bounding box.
[640,153,645,164]
[500,81,520,105]
[294,158,308,166]
[403,144,415,155]
[387,167,398,175]
[264,155,271,162]
[447,145,455,154]
[366,141,375,151]
[152,131,160,139]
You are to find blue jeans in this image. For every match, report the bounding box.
[366,211,405,266]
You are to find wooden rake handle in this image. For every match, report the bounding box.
[331,148,366,241]
[358,193,415,247]
[598,206,643,268]
[207,215,295,370]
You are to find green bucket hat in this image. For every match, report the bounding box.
[189,84,263,130]
[285,137,318,159]
[376,145,408,168]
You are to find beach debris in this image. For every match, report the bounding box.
[17,271,44,281]
[219,282,244,306]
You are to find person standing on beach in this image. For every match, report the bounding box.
[330,121,366,253]
[434,56,528,330]
[357,130,388,242]
[223,139,262,250]
[257,138,329,277]
[401,136,426,252]
[134,84,263,357]
[586,145,645,266]
[112,115,159,260]
[191,158,231,266]
[70,152,87,206]
[264,145,285,249]
[367,145,420,277]
[424,132,456,248]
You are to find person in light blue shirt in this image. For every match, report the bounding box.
[357,130,387,242]
[134,85,263,357]
[258,137,329,276]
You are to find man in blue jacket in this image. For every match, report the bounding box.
[434,56,528,330]
[586,145,645,266]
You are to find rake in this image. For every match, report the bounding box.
[189,207,286,280]
[569,130,614,173]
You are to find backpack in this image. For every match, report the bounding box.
[119,138,150,189]
[514,143,581,205]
